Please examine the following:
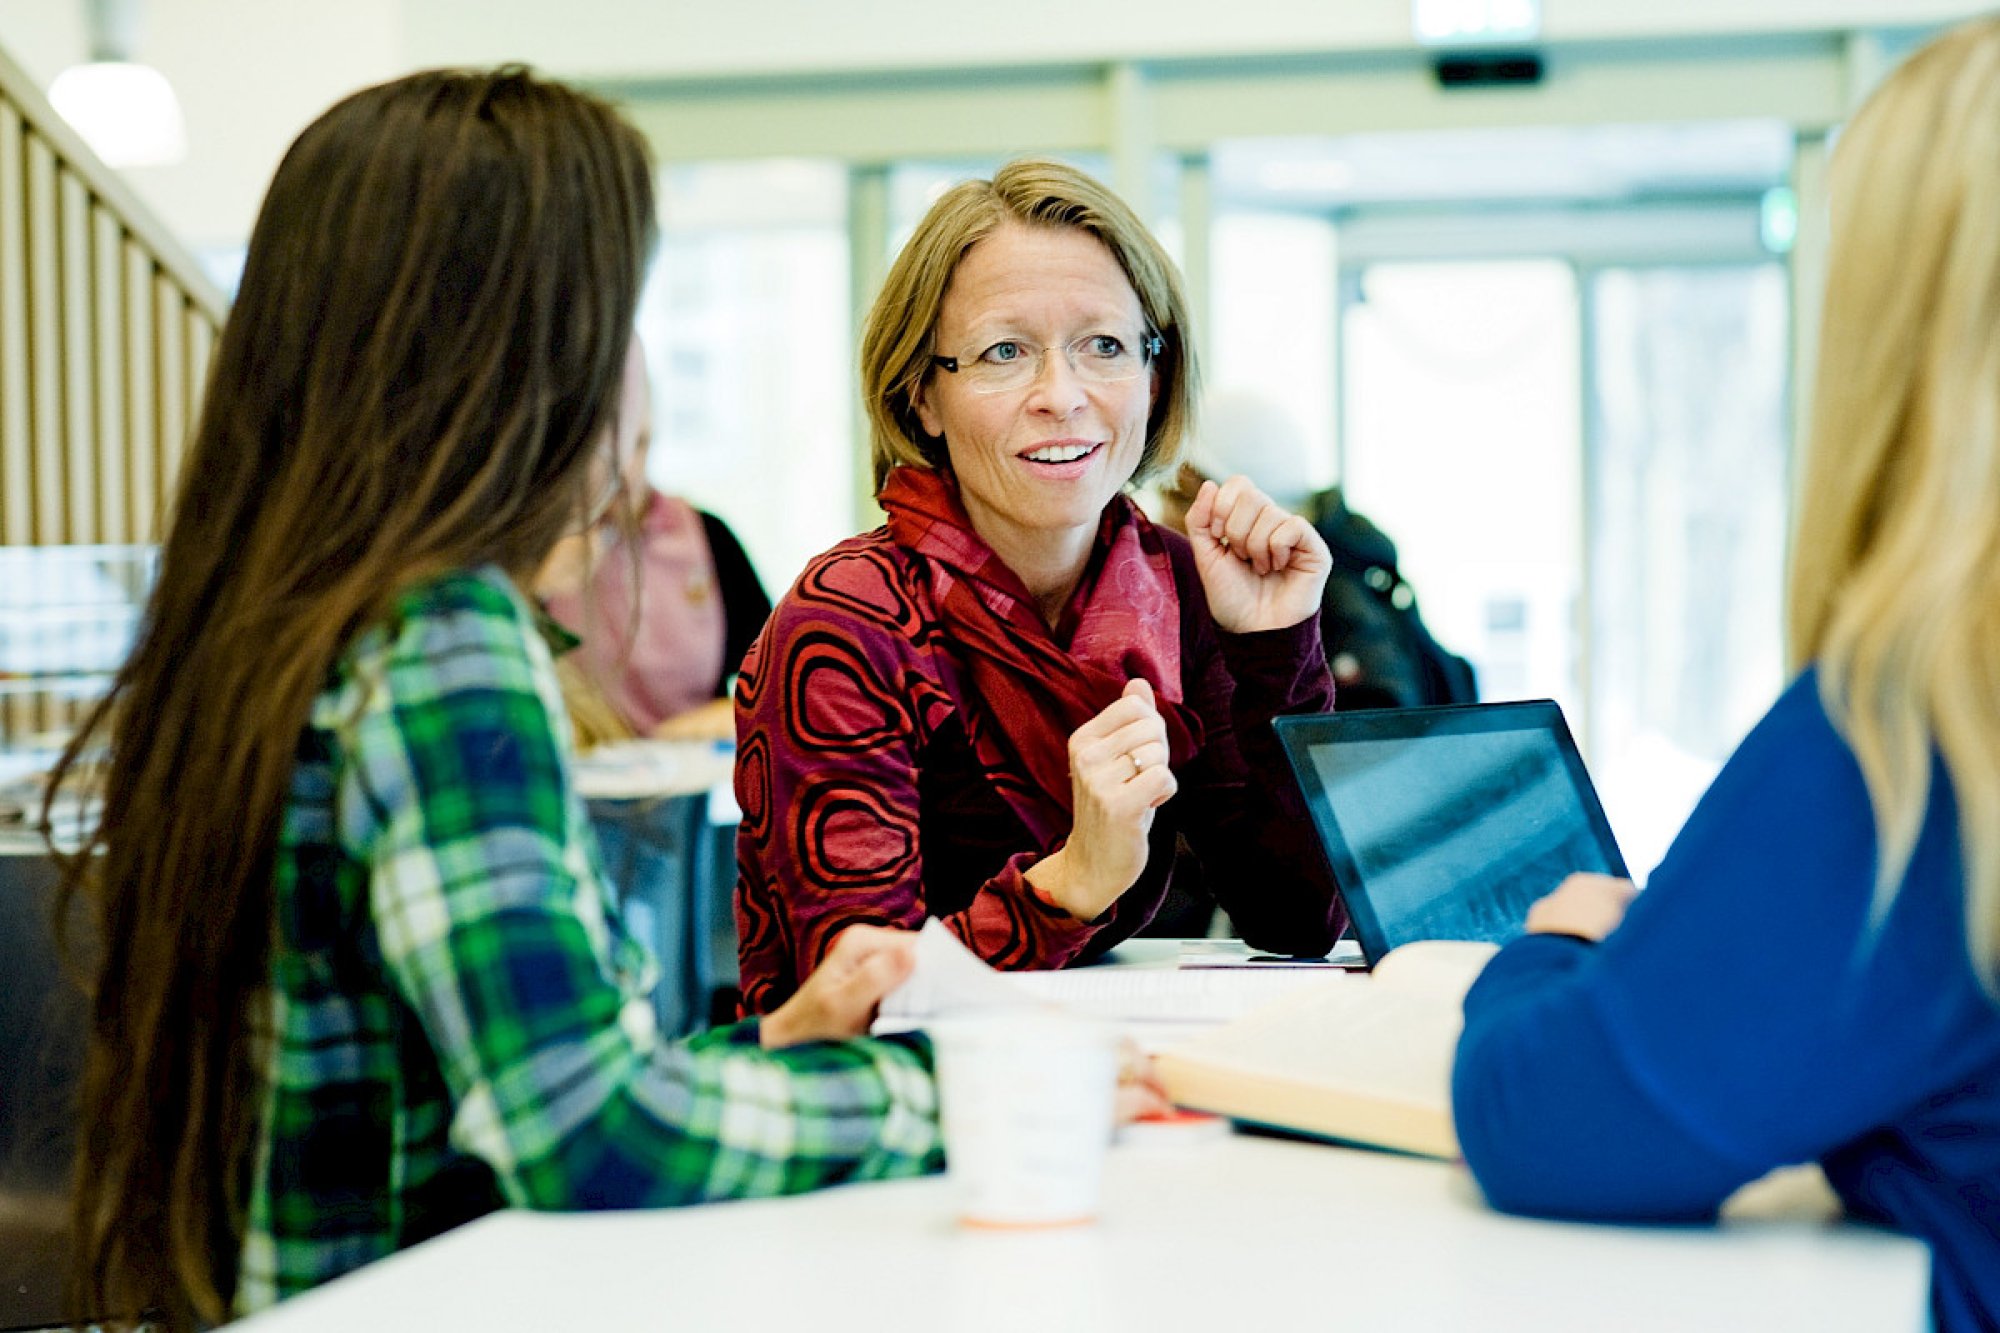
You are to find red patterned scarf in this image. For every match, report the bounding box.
[879,465,1200,845]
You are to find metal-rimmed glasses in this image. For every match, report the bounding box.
[930,330,1164,395]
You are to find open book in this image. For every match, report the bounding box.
[1150,939,1498,1160]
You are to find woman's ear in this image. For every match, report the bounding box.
[912,378,943,440]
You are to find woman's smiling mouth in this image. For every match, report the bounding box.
[1022,441,1101,465]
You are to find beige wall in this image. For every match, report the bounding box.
[403,0,1983,77]
[0,0,1980,253]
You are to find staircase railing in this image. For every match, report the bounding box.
[0,39,227,751]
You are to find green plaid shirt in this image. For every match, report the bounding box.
[235,567,942,1315]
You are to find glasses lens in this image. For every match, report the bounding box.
[966,356,1038,394]
[1070,332,1148,384]
[961,333,1151,394]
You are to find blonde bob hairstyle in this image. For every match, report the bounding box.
[860,157,1199,494]
[1787,14,2000,987]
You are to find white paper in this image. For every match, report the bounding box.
[1176,938,1366,969]
[875,920,1044,1030]
[874,922,1350,1044]
[1011,967,1335,1024]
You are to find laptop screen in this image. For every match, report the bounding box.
[1274,702,1627,964]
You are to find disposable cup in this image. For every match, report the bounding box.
[931,1012,1119,1228]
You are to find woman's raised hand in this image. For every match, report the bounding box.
[1183,475,1331,635]
[1025,679,1179,922]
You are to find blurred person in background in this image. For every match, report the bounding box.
[539,339,772,748]
[1158,389,1476,711]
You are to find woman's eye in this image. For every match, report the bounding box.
[1085,334,1127,359]
[980,341,1025,364]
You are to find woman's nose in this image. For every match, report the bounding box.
[1023,346,1088,414]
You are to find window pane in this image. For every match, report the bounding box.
[1341,260,1583,713]
[1208,211,1339,487]
[1587,264,1788,875]
[638,161,851,594]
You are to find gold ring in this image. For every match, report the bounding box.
[1127,750,1145,779]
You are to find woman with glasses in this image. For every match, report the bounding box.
[1450,19,2000,1331]
[734,158,1347,1014]
[50,69,942,1327]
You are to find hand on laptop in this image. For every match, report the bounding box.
[1525,873,1638,943]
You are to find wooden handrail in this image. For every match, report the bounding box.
[0,42,226,320]
[0,36,228,750]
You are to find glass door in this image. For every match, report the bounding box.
[1583,262,1789,872]
[1337,254,1789,875]
[1340,259,1584,710]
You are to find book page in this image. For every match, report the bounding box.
[1168,976,1464,1109]
[1152,970,1469,1157]
[1368,939,1500,1005]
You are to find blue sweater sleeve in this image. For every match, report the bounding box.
[1453,672,1989,1220]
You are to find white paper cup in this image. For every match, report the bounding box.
[931,1013,1119,1229]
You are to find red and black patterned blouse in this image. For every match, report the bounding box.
[732,501,1349,1015]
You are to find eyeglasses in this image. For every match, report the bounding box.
[930,330,1164,395]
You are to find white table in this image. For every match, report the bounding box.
[234,1132,1927,1332]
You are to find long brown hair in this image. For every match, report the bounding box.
[46,67,655,1326]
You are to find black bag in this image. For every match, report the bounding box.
[1309,488,1478,711]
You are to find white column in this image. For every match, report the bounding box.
[1843,29,1895,110]
[1106,61,1154,220]
[1175,151,1213,375]
[848,163,891,531]
[1787,131,1830,490]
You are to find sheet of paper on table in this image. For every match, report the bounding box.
[874,921,1346,1047]
[1177,938,1366,968]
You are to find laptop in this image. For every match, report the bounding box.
[1273,701,1627,967]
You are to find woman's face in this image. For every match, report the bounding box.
[913,223,1155,561]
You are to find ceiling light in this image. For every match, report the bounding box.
[48,0,186,169]
[1413,0,1541,47]
[49,60,187,167]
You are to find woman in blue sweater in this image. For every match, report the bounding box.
[1451,19,2000,1332]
